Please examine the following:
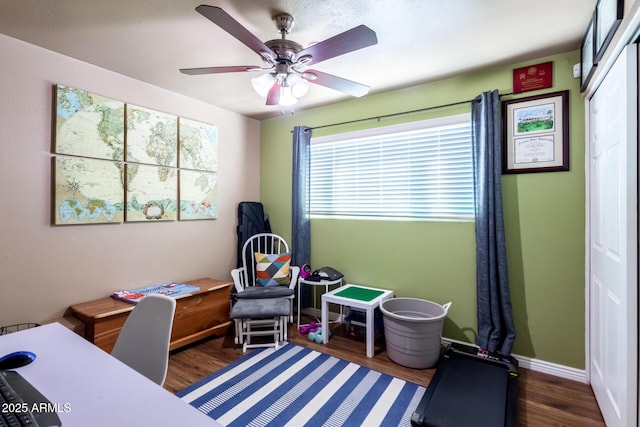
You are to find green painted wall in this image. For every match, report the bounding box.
[260,50,585,369]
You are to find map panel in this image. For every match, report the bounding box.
[55,85,124,161]
[179,170,218,220]
[126,164,177,222]
[52,84,221,226]
[54,156,124,225]
[126,105,178,167]
[179,117,218,172]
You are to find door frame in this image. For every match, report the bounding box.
[582,7,640,422]
[582,6,640,425]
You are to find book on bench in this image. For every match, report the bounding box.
[112,282,200,304]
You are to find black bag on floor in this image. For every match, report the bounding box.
[236,201,271,268]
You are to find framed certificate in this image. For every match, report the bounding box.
[580,12,597,91]
[595,0,624,62]
[502,91,569,174]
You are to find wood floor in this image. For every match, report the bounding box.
[164,319,605,426]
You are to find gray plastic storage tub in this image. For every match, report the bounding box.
[380,298,451,369]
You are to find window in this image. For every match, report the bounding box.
[309,114,474,221]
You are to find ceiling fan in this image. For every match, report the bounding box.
[180,5,378,106]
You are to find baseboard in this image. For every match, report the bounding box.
[302,308,589,383]
[513,353,587,383]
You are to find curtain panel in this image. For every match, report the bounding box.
[471,90,516,356]
[292,126,312,308]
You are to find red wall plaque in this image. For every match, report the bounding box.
[513,61,553,93]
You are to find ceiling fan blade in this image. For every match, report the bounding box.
[295,25,377,66]
[266,82,281,105]
[195,5,276,62]
[304,70,370,97]
[180,66,261,75]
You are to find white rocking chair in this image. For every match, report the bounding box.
[230,233,300,350]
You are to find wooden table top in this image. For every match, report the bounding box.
[70,277,232,320]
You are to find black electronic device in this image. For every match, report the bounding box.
[0,370,62,427]
[411,342,518,427]
[0,351,36,370]
[307,266,343,282]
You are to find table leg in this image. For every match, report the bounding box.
[297,280,302,329]
[322,298,329,344]
[366,307,374,358]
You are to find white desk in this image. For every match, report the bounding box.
[297,277,343,329]
[321,284,394,358]
[0,323,221,426]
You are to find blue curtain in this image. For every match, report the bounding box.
[291,126,311,268]
[471,90,516,356]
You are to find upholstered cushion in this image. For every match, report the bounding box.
[255,252,291,287]
[235,286,294,299]
[230,298,290,319]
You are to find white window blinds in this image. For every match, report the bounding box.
[309,114,474,220]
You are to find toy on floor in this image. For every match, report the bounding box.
[308,328,331,344]
[299,322,321,335]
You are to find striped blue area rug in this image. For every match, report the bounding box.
[177,343,426,426]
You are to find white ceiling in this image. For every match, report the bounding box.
[0,0,595,120]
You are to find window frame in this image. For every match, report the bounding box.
[309,113,474,222]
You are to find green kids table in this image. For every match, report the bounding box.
[321,284,394,357]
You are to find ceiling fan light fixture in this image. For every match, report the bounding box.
[288,74,310,98]
[278,85,298,106]
[251,73,276,97]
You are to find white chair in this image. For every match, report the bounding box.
[230,233,300,350]
[111,294,176,386]
[231,232,300,321]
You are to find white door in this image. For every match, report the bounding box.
[588,44,638,427]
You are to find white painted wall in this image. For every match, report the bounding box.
[0,33,261,325]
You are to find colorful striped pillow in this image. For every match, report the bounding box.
[255,252,291,287]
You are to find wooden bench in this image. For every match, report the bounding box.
[70,277,232,352]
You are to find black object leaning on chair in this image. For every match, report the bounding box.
[236,202,271,269]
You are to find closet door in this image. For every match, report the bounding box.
[588,44,638,427]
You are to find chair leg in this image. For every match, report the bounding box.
[234,319,242,345]
[282,316,288,341]
[246,321,252,345]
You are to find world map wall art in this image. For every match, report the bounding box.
[53,84,218,225]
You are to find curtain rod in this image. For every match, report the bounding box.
[304,92,514,132]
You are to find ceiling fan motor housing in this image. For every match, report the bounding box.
[265,12,306,70]
[265,39,303,63]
